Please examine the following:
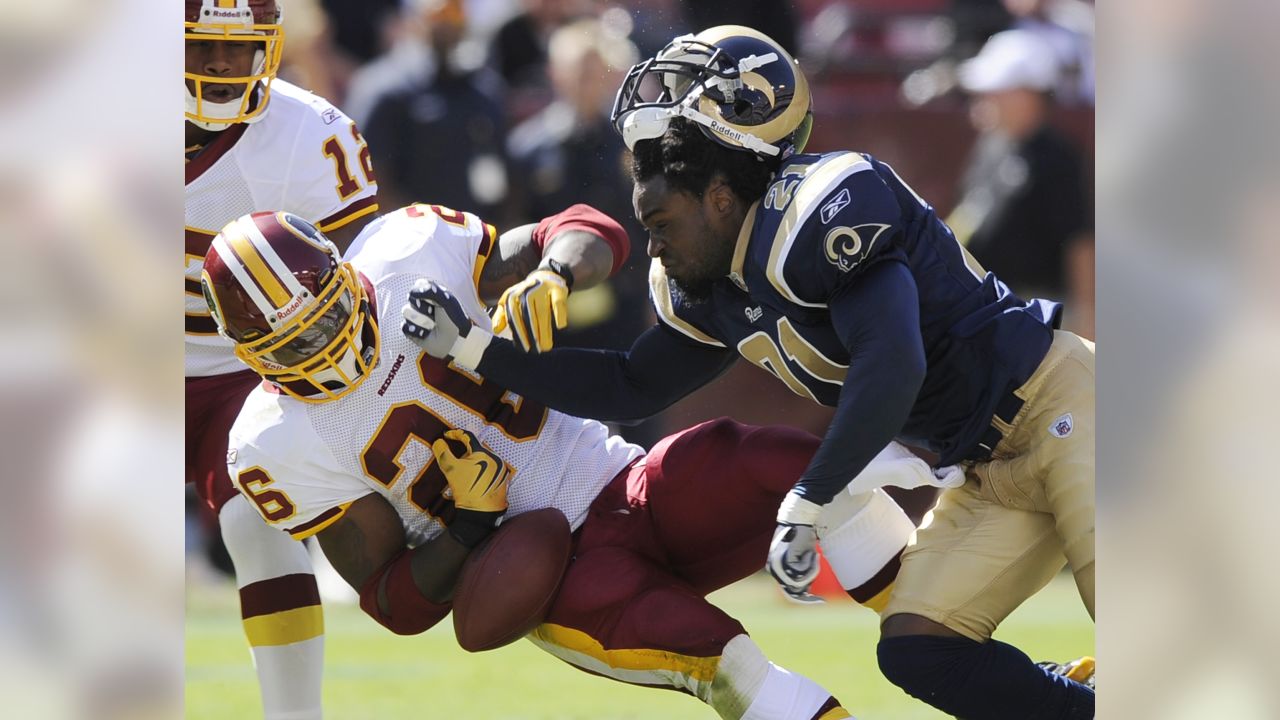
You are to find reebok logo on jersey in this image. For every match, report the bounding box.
[225,448,237,465]
[378,354,406,396]
[1049,413,1074,438]
[820,188,851,224]
[745,306,763,322]
[321,108,340,125]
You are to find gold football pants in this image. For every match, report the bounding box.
[883,330,1095,640]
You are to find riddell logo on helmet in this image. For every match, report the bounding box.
[708,119,749,143]
[276,295,306,321]
[206,8,250,20]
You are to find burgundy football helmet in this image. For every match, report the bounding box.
[201,211,378,402]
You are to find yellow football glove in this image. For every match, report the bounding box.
[432,429,512,515]
[492,260,574,353]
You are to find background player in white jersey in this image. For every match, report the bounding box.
[184,1,379,717]
[199,204,948,719]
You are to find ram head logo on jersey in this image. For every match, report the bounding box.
[824,223,891,273]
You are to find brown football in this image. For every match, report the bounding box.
[452,507,573,652]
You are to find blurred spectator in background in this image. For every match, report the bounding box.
[617,0,685,58]
[949,0,1015,57]
[487,0,596,96]
[897,0,1013,108]
[900,0,1093,110]
[344,0,445,125]
[363,0,513,222]
[507,19,664,445]
[1003,0,1094,104]
[279,0,403,106]
[508,19,636,227]
[321,0,404,64]
[678,0,797,56]
[948,30,1093,335]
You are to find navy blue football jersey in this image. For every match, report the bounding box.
[649,151,1062,464]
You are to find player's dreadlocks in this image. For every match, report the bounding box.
[629,117,779,203]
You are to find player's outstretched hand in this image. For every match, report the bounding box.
[766,490,826,604]
[402,279,491,368]
[492,259,573,353]
[432,428,512,548]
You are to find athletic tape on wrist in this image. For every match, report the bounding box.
[776,492,823,525]
[450,329,492,370]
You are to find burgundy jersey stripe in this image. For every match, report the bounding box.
[185,122,250,185]
[477,222,495,259]
[185,227,218,257]
[846,548,903,604]
[807,696,844,720]
[186,314,220,335]
[239,573,321,619]
[285,505,343,538]
[319,195,377,229]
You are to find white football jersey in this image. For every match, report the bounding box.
[186,79,380,377]
[227,204,645,545]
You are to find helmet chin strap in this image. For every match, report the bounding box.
[185,83,269,131]
[620,103,780,157]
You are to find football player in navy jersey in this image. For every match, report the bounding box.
[403,26,1095,719]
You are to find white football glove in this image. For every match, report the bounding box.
[401,279,492,369]
[844,441,965,495]
[765,491,825,604]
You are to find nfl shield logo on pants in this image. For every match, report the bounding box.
[1049,413,1074,438]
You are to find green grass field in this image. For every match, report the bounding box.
[186,571,1092,719]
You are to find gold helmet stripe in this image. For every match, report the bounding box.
[690,25,812,149]
[241,214,312,299]
[217,217,293,308]
[211,232,278,315]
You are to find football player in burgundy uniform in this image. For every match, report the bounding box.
[185,1,378,717]
[201,204,951,719]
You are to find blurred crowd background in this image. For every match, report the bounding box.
[40,0,1280,718]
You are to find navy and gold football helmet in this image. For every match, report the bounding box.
[611,25,813,159]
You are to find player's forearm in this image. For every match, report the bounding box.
[475,324,734,422]
[407,532,473,603]
[540,230,616,292]
[476,342,683,422]
[795,262,926,505]
[794,362,922,505]
[534,203,630,289]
